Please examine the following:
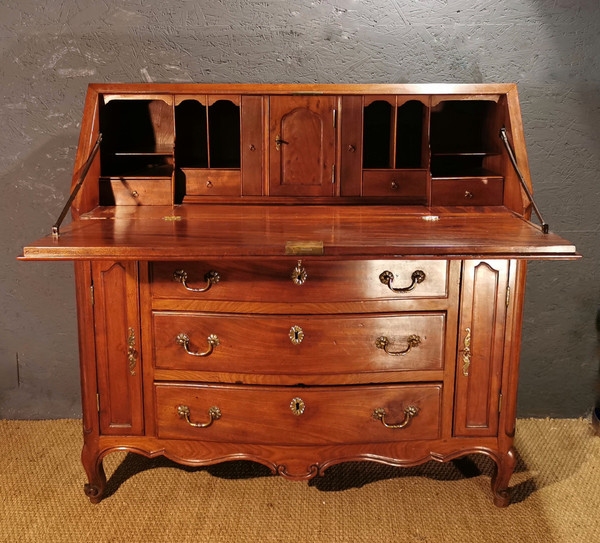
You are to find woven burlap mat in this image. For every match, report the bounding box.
[1,418,598,542]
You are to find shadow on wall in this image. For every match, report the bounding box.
[0,134,81,419]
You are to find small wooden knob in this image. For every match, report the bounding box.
[391,181,399,190]
[464,190,474,199]
[206,180,213,188]
[131,191,139,198]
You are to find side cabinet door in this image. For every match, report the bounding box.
[269,96,336,196]
[454,260,509,437]
[93,261,144,435]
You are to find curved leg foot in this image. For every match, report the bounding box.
[82,443,107,504]
[491,446,516,507]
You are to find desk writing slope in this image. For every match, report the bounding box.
[21,84,577,507]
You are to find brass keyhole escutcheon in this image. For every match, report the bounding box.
[290,397,305,416]
[289,325,304,345]
[291,260,307,285]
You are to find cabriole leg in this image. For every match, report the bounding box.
[491,446,516,507]
[82,443,106,504]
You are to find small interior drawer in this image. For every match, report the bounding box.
[99,178,172,205]
[431,177,504,206]
[182,168,241,196]
[151,259,449,302]
[155,383,442,444]
[362,170,428,199]
[153,311,446,374]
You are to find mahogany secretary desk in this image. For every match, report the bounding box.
[21,83,578,506]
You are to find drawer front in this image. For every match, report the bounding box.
[99,178,172,205]
[153,312,445,373]
[431,178,504,206]
[183,168,241,196]
[362,170,427,199]
[155,383,442,444]
[151,260,449,302]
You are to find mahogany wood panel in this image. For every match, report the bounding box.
[99,178,173,206]
[151,259,449,302]
[241,96,264,196]
[152,312,445,374]
[182,168,241,197]
[20,206,578,260]
[154,383,442,444]
[454,260,509,437]
[362,170,428,200]
[431,178,504,206]
[269,96,336,196]
[93,261,144,435]
[340,95,363,196]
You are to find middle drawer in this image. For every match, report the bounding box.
[153,312,445,374]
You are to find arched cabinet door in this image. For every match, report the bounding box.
[454,260,510,437]
[269,96,336,196]
[92,261,144,436]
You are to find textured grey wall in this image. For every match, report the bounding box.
[1,1,598,418]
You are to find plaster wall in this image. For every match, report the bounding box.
[1,0,598,418]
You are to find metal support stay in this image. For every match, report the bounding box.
[499,128,549,234]
[52,133,102,238]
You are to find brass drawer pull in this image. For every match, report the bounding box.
[177,405,221,428]
[173,269,220,292]
[379,269,426,293]
[375,334,421,356]
[372,406,419,429]
[291,260,308,285]
[176,333,220,357]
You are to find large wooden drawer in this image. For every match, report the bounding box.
[153,312,445,374]
[155,383,442,444]
[151,259,449,302]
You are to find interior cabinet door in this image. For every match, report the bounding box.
[269,96,336,196]
[454,260,509,437]
[93,261,144,435]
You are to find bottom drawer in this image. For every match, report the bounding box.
[155,383,442,445]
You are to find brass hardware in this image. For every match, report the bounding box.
[176,333,220,357]
[375,334,421,356]
[285,240,324,256]
[498,393,503,413]
[90,284,94,306]
[131,190,139,198]
[500,127,549,233]
[331,163,335,184]
[52,133,102,237]
[96,393,100,412]
[177,404,221,428]
[379,269,426,293]
[206,180,213,188]
[422,215,440,222]
[289,325,305,345]
[464,190,474,199]
[291,260,308,285]
[275,134,288,151]
[373,406,419,429]
[462,327,472,376]
[127,327,137,376]
[290,397,305,416]
[173,269,220,292]
[332,109,337,128]
[163,215,182,221]
[506,286,511,307]
[391,181,399,190]
[347,144,356,153]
